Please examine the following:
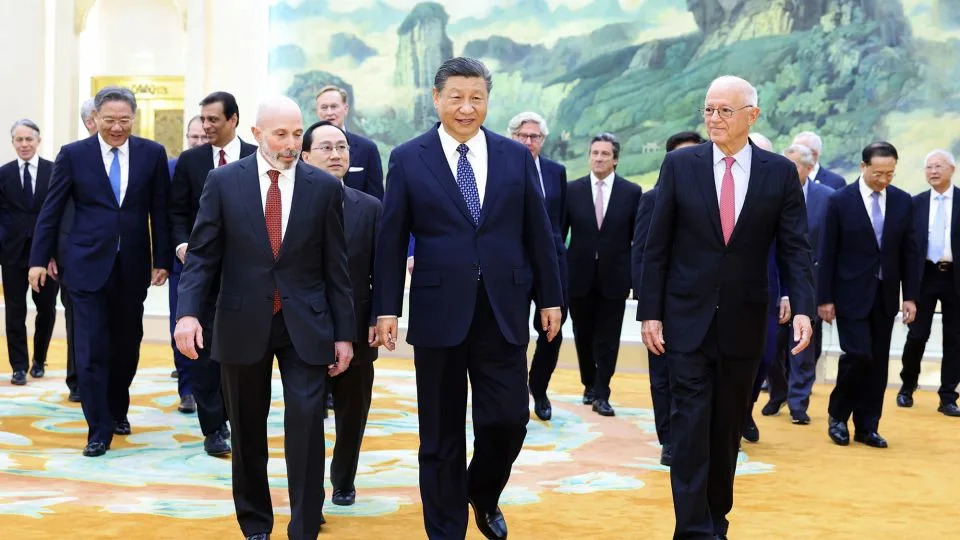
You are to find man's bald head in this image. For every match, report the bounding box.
[749,132,773,151]
[251,96,304,170]
[255,95,302,127]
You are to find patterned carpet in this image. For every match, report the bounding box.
[1,339,957,539]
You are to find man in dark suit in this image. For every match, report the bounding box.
[302,120,381,506]
[170,91,258,455]
[819,141,919,449]
[639,76,815,539]
[794,131,846,190]
[375,57,563,540]
[315,85,383,199]
[896,149,960,417]
[565,132,641,417]
[28,86,172,457]
[507,111,568,421]
[632,131,704,465]
[174,96,355,540]
[1,119,58,385]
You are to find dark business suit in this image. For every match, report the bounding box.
[899,187,960,405]
[344,131,383,199]
[528,155,569,400]
[29,134,171,446]
[814,165,846,190]
[638,141,814,538]
[58,199,77,394]
[374,125,562,539]
[166,157,191,392]
[169,139,257,436]
[565,174,641,401]
[819,180,919,434]
[177,155,354,539]
[0,158,59,373]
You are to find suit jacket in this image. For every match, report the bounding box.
[0,158,52,266]
[344,131,384,200]
[169,140,258,249]
[565,174,642,299]
[817,180,919,319]
[804,180,834,292]
[374,125,563,347]
[343,185,381,364]
[539,156,569,304]
[29,135,172,291]
[912,186,960,293]
[176,156,354,365]
[631,186,658,309]
[638,141,815,358]
[815,166,846,190]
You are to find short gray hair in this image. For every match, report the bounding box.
[707,75,758,107]
[434,57,492,93]
[80,99,96,122]
[591,132,620,159]
[94,86,137,114]
[783,143,816,167]
[10,118,40,138]
[925,149,957,167]
[187,114,203,129]
[793,131,823,153]
[749,132,773,151]
[507,112,549,137]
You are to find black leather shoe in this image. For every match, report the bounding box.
[533,396,552,421]
[68,388,81,402]
[220,424,230,440]
[114,419,131,435]
[896,390,914,408]
[332,488,356,506]
[854,431,888,448]
[82,441,109,457]
[178,394,197,414]
[171,369,179,379]
[828,416,849,445]
[742,415,759,443]
[30,364,45,378]
[582,387,595,405]
[790,410,811,425]
[761,399,785,416]
[592,399,615,416]
[11,370,27,385]
[245,533,269,540]
[937,402,960,417]
[467,498,507,540]
[660,444,672,466]
[204,433,231,456]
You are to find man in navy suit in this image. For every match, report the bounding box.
[819,141,919,449]
[896,149,960,417]
[315,85,383,199]
[1,119,58,385]
[639,76,814,539]
[793,131,846,190]
[375,57,563,540]
[507,111,568,422]
[29,86,172,457]
[175,97,355,540]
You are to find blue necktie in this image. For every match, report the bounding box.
[455,144,481,225]
[871,191,884,280]
[109,147,121,204]
[928,194,947,262]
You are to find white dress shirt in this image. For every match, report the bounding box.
[810,161,821,184]
[16,155,39,193]
[212,136,241,168]
[928,186,954,262]
[589,170,615,220]
[98,134,130,204]
[712,143,752,222]
[534,156,546,197]
[255,150,294,240]
[858,177,886,222]
[438,125,488,205]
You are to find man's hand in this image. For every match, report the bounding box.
[406,256,415,275]
[791,314,813,355]
[818,303,835,323]
[779,297,792,324]
[540,307,562,342]
[151,268,169,286]
[47,259,60,281]
[174,316,204,360]
[176,245,187,264]
[377,317,398,351]
[641,320,666,356]
[902,300,917,325]
[367,326,382,348]
[28,267,47,293]
[329,341,354,377]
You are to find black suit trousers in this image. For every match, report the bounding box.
[413,280,529,540]
[2,260,58,372]
[528,299,566,399]
[900,265,960,404]
[220,312,328,540]
[187,297,228,436]
[62,285,77,393]
[649,352,672,446]
[329,356,375,492]
[569,271,625,401]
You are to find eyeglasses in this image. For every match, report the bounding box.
[870,171,896,180]
[700,105,754,119]
[317,104,343,112]
[101,116,134,127]
[310,143,349,154]
[514,133,543,142]
[925,164,952,171]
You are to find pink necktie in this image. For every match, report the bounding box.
[595,180,605,229]
[218,149,227,167]
[720,157,735,244]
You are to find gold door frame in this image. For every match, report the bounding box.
[90,76,186,157]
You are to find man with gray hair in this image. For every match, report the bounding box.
[507,111,569,421]
[0,119,58,385]
[80,99,97,136]
[793,130,846,189]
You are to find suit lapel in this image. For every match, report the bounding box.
[694,144,723,244]
[277,162,314,261]
[951,187,960,254]
[238,157,275,261]
[34,159,51,210]
[916,191,931,257]
[728,145,766,246]
[86,136,118,207]
[478,128,503,228]
[343,186,360,245]
[123,137,142,208]
[419,129,475,226]
[600,177,626,233]
[850,180,880,251]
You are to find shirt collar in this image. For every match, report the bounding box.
[17,155,39,169]
[858,176,884,198]
[213,136,240,159]
[590,171,615,185]
[810,161,821,180]
[255,149,295,183]
[712,142,752,169]
[98,133,129,156]
[437,124,486,160]
[932,186,955,200]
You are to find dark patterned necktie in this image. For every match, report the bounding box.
[266,170,282,313]
[455,144,481,225]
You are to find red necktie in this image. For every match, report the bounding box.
[266,170,282,313]
[720,157,736,245]
[218,148,227,167]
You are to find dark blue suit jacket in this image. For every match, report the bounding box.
[374,125,562,347]
[631,185,657,308]
[814,165,846,190]
[912,186,960,293]
[0,158,52,266]
[344,131,383,200]
[539,155,568,304]
[29,135,171,291]
[804,180,834,292]
[818,180,919,319]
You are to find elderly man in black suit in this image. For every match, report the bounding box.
[314,85,383,199]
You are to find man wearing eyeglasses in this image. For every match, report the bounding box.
[315,86,383,199]
[639,76,814,539]
[819,141,919,448]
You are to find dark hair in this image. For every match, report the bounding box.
[94,86,137,113]
[302,120,347,155]
[861,141,898,164]
[199,91,239,123]
[434,57,492,93]
[590,132,620,159]
[665,131,705,152]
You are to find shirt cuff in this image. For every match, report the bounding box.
[176,243,188,255]
[377,315,397,319]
